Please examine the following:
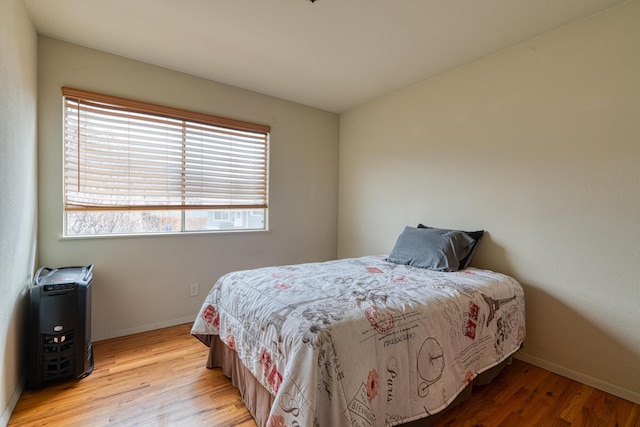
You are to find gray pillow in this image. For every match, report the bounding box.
[418,224,484,270]
[386,226,475,272]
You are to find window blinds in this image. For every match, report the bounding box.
[62,87,269,212]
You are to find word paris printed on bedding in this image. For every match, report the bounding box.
[192,251,526,427]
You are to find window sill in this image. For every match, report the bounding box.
[58,228,272,241]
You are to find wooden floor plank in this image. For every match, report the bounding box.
[8,324,640,426]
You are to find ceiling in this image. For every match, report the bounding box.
[23,0,624,113]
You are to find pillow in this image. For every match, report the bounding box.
[386,226,475,272]
[418,224,484,270]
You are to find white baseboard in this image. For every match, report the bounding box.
[515,351,640,405]
[1,372,25,427]
[92,316,196,342]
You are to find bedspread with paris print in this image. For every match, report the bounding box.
[191,255,525,427]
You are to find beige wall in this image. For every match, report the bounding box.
[38,37,340,341]
[339,1,640,403]
[0,0,38,424]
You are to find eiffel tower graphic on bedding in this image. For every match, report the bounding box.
[481,293,516,326]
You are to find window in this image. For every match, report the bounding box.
[62,87,269,236]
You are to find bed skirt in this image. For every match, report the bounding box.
[200,334,512,427]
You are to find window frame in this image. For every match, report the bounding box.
[61,87,270,237]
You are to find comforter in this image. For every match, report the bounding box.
[191,255,525,427]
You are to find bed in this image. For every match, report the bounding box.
[191,227,526,427]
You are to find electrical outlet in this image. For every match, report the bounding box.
[189,282,199,297]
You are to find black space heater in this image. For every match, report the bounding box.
[27,264,94,389]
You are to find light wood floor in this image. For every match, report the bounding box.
[9,324,640,427]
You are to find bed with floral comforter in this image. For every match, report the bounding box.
[191,255,525,427]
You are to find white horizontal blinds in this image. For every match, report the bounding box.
[63,99,185,210]
[62,87,269,212]
[184,122,268,208]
